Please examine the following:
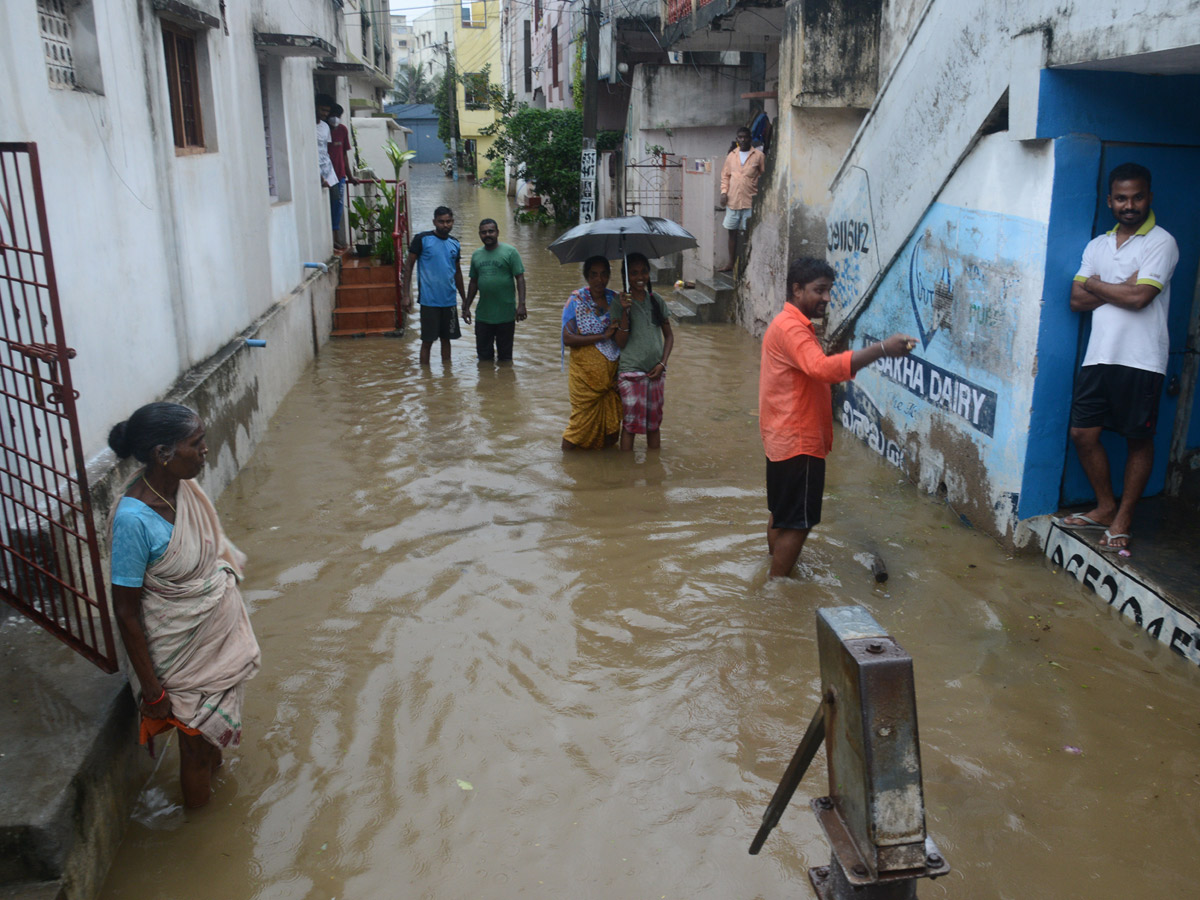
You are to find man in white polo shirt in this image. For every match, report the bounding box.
[1061,163,1178,555]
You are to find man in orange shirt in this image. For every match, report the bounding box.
[760,258,916,578]
[719,127,765,272]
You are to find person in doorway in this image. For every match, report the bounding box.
[760,258,916,578]
[327,103,357,250]
[315,94,338,197]
[718,126,765,273]
[462,219,527,363]
[404,206,467,366]
[108,402,261,808]
[614,253,674,451]
[1059,163,1179,555]
[561,256,622,450]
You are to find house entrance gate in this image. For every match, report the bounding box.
[0,143,117,672]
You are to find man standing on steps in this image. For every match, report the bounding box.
[718,126,765,273]
[462,219,526,363]
[404,207,467,366]
[1059,163,1178,556]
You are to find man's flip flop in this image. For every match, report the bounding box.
[1055,514,1107,529]
[1100,530,1133,556]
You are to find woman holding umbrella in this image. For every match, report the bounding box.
[615,253,674,450]
[561,256,625,449]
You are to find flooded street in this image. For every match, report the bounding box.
[99,167,1200,900]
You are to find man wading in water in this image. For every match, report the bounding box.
[759,258,916,578]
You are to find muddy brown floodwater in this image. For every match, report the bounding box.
[98,167,1199,900]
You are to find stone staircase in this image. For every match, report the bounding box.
[663,271,735,324]
[331,257,404,337]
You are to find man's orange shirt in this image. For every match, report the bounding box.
[759,303,853,461]
[720,147,766,210]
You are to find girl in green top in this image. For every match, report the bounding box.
[614,253,675,450]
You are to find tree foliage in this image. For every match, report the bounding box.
[484,106,582,223]
[392,63,438,104]
[433,61,459,148]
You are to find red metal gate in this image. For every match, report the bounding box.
[0,143,117,672]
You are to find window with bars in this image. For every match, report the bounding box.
[162,23,206,151]
[38,0,76,89]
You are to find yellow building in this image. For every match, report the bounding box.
[453,0,502,177]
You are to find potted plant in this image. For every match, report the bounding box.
[348,196,378,257]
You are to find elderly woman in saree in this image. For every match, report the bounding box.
[561,255,626,450]
[108,402,260,808]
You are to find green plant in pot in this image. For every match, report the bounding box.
[373,141,416,266]
[348,196,379,257]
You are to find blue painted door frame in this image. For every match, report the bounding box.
[1019,70,1200,518]
[1059,144,1200,505]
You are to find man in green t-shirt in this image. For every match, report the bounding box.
[462,219,527,362]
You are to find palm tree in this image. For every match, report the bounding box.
[392,64,436,104]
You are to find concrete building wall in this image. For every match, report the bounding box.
[412,3,456,80]
[1,0,340,495]
[809,0,1200,544]
[837,135,1054,543]
[738,1,867,336]
[530,1,577,108]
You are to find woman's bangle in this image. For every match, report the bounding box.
[877,341,886,358]
[145,687,166,705]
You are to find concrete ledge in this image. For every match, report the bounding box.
[1028,514,1200,667]
[0,618,151,899]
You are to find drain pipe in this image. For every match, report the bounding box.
[304,262,329,274]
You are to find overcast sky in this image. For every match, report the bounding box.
[389,0,438,20]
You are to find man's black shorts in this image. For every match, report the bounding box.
[420,305,459,342]
[1070,364,1164,439]
[766,454,825,530]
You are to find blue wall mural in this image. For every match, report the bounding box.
[840,201,1048,531]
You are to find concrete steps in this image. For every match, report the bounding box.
[648,254,681,287]
[332,257,403,337]
[665,271,735,324]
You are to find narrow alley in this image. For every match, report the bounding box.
[93,167,1200,899]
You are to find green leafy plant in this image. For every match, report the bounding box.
[481,156,505,191]
[483,106,583,223]
[348,196,379,244]
[374,179,397,265]
[573,42,585,112]
[383,140,416,180]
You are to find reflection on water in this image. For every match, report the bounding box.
[98,167,1200,900]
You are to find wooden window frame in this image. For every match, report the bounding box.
[162,23,205,153]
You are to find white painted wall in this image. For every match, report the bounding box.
[0,0,339,481]
[840,133,1054,542]
[827,0,1200,335]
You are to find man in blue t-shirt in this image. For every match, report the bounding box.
[404,206,467,365]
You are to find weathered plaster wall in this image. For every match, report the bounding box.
[627,64,754,136]
[835,134,1054,544]
[738,0,866,337]
[878,0,927,78]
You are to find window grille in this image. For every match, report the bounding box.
[38,0,77,89]
[259,64,276,198]
[162,24,205,150]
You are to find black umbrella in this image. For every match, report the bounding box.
[547,216,698,265]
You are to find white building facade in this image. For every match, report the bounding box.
[2,0,353,506]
